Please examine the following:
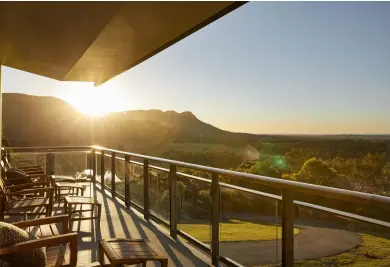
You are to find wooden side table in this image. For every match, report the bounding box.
[64,196,101,228]
[99,239,168,267]
[51,175,90,184]
[54,181,86,202]
[51,175,77,183]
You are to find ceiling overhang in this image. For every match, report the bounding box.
[0,2,245,86]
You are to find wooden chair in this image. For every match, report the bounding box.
[1,154,53,179]
[0,163,46,186]
[1,152,43,170]
[1,157,45,175]
[0,215,78,267]
[2,153,92,184]
[1,157,87,202]
[1,158,79,188]
[0,176,54,221]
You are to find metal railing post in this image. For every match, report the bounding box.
[87,150,91,173]
[282,189,294,267]
[169,164,177,239]
[125,155,130,208]
[45,152,51,181]
[143,159,149,221]
[211,172,220,266]
[100,151,105,186]
[92,149,96,182]
[51,152,56,175]
[111,152,116,198]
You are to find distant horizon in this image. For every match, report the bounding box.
[2,2,390,135]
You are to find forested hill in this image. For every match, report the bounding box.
[3,93,389,163]
[2,93,272,152]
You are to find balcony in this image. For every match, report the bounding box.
[2,145,390,267]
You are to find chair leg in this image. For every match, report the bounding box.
[97,204,102,225]
[56,187,60,202]
[47,191,54,217]
[54,184,57,202]
[68,203,73,230]
[99,242,105,265]
[46,204,52,217]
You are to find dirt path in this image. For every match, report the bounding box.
[219,225,361,266]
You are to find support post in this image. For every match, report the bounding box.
[50,152,55,175]
[87,150,91,173]
[169,164,177,239]
[124,155,130,208]
[92,149,96,183]
[46,152,51,181]
[143,159,149,221]
[100,151,105,186]
[211,172,220,266]
[111,152,116,198]
[282,189,294,267]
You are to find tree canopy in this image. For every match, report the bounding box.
[283,157,342,187]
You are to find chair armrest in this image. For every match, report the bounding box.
[6,176,42,183]
[51,175,76,181]
[7,181,51,190]
[56,184,84,189]
[27,173,45,179]
[24,170,45,175]
[6,173,45,180]
[0,233,78,266]
[19,165,43,169]
[4,187,54,197]
[12,215,69,233]
[5,177,34,185]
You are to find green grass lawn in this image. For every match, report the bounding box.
[179,219,300,242]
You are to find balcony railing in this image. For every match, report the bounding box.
[4,145,390,267]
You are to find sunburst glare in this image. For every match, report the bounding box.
[59,82,130,116]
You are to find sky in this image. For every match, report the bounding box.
[2,2,390,135]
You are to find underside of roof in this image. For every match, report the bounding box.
[0,2,245,86]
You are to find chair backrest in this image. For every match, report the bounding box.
[0,148,6,162]
[0,176,11,207]
[0,175,6,194]
[0,159,10,177]
[2,157,11,172]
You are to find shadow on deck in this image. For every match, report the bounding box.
[18,183,211,266]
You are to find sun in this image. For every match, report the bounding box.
[60,82,131,116]
[68,91,109,116]
[63,90,109,116]
[77,102,107,116]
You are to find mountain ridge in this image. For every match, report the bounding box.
[2,93,265,154]
[3,94,389,156]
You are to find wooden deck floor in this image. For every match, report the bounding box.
[9,183,212,267]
